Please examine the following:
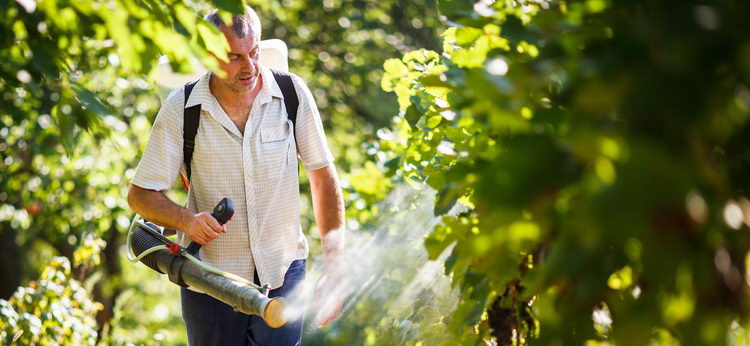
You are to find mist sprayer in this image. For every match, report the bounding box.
[126,198,287,328]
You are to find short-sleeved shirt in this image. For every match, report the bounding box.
[132,65,334,289]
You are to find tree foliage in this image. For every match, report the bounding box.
[4,0,750,344]
[377,0,750,344]
[254,0,442,127]
[0,0,244,152]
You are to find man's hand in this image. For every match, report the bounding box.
[128,185,227,244]
[184,212,226,245]
[313,263,346,328]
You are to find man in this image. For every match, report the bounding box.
[127,6,345,346]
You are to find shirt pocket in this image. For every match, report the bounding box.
[260,121,291,143]
[259,120,294,168]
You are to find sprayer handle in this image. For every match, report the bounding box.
[186,198,235,257]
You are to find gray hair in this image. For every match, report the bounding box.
[204,6,262,40]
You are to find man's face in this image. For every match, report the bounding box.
[214,25,261,92]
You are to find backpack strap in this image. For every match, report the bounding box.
[182,80,201,184]
[270,70,299,132]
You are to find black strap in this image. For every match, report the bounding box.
[182,72,298,183]
[271,70,300,173]
[183,80,201,181]
[271,70,299,130]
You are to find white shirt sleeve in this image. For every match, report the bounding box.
[131,88,185,191]
[291,75,334,170]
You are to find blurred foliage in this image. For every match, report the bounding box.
[376,0,750,344]
[104,254,188,345]
[0,62,185,343]
[0,257,101,345]
[0,0,243,153]
[254,0,442,129]
[6,0,750,344]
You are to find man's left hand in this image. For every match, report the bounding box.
[313,265,346,328]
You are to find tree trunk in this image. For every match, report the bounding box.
[0,227,20,299]
[94,224,123,342]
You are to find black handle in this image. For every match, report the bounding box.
[186,198,234,257]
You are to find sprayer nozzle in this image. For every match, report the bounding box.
[263,298,287,328]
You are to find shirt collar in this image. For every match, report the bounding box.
[184,73,240,137]
[184,72,212,109]
[259,65,284,103]
[182,66,285,138]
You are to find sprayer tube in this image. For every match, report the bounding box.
[155,249,268,312]
[128,221,287,328]
[137,247,286,327]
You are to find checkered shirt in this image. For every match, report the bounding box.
[132,65,333,289]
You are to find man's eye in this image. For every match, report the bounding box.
[229,55,239,60]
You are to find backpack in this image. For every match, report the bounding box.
[179,70,299,189]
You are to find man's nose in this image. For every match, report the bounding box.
[240,55,255,70]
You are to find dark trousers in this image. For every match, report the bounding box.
[180,259,306,346]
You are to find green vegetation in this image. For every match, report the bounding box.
[2,0,750,344]
[376,0,750,344]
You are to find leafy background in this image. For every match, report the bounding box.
[2,0,750,345]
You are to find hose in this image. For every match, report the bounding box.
[126,215,265,291]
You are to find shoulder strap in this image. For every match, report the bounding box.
[183,80,201,182]
[270,70,299,130]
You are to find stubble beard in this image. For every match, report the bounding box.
[230,72,258,92]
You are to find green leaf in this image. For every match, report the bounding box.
[445,126,469,143]
[465,299,486,326]
[72,84,113,116]
[381,58,409,93]
[53,105,75,155]
[384,58,409,75]
[434,185,460,216]
[444,252,458,275]
[426,172,447,191]
[455,27,482,46]
[211,0,246,14]
[437,0,475,22]
[172,4,196,36]
[404,104,421,129]
[196,21,229,63]
[425,235,448,260]
[383,155,401,174]
[426,115,443,129]
[419,73,448,88]
[425,224,455,259]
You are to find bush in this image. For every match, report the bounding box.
[1,256,101,345]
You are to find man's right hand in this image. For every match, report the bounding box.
[127,185,228,245]
[184,212,227,245]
